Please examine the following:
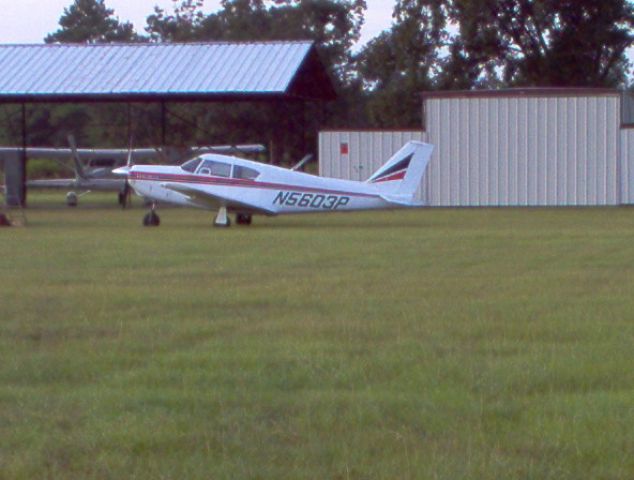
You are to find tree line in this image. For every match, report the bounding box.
[3,0,634,163]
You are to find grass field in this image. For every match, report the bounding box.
[1,194,634,479]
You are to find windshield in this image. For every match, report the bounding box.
[181,157,202,173]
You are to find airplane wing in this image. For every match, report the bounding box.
[160,182,276,215]
[0,147,160,161]
[26,178,77,189]
[27,178,125,191]
[193,144,266,155]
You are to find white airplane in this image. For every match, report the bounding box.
[113,141,434,227]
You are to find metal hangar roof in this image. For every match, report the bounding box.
[0,41,336,102]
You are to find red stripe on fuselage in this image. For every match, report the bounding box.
[130,171,380,198]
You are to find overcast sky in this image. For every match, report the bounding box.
[0,0,395,47]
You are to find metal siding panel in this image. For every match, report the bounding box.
[586,98,597,204]
[453,99,463,205]
[517,98,527,205]
[430,99,442,205]
[505,98,519,205]
[490,100,500,205]
[567,98,577,204]
[460,99,469,204]
[500,99,509,205]
[566,98,586,205]
[524,99,532,205]
[545,99,556,204]
[478,99,487,205]
[577,99,587,204]
[353,133,365,181]
[559,97,568,204]
[621,129,634,203]
[469,99,479,205]
[608,98,619,204]
[593,98,604,204]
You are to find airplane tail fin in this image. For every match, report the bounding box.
[67,135,87,180]
[366,141,434,199]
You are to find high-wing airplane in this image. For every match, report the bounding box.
[113,141,434,227]
[0,141,266,207]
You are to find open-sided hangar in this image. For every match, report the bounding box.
[0,41,335,206]
[320,88,634,207]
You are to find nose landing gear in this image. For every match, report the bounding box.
[143,204,160,227]
[214,206,231,227]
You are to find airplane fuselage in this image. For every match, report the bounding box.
[127,163,396,215]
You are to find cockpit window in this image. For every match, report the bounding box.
[181,158,202,173]
[198,160,231,177]
[233,165,260,180]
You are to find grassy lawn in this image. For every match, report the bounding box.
[1,195,634,479]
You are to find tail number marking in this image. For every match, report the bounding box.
[274,191,350,210]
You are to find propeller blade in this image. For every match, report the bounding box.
[126,135,134,168]
[67,134,87,180]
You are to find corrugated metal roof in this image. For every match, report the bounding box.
[0,41,331,101]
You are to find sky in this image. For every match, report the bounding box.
[0,0,395,47]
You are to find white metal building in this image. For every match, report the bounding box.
[320,88,633,207]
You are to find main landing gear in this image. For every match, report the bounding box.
[141,205,252,228]
[143,204,160,227]
[236,213,252,225]
[214,209,252,227]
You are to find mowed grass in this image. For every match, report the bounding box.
[1,194,634,479]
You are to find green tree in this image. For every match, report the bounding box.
[446,0,634,87]
[46,0,138,43]
[145,0,206,42]
[355,0,447,126]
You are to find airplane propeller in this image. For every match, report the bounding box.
[121,136,135,209]
[67,134,87,182]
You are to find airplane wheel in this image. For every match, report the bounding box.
[118,192,126,207]
[143,211,160,227]
[236,213,252,225]
[66,192,78,207]
[214,217,231,228]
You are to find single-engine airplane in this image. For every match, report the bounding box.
[114,141,434,227]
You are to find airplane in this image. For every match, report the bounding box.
[113,140,434,227]
[0,140,266,207]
